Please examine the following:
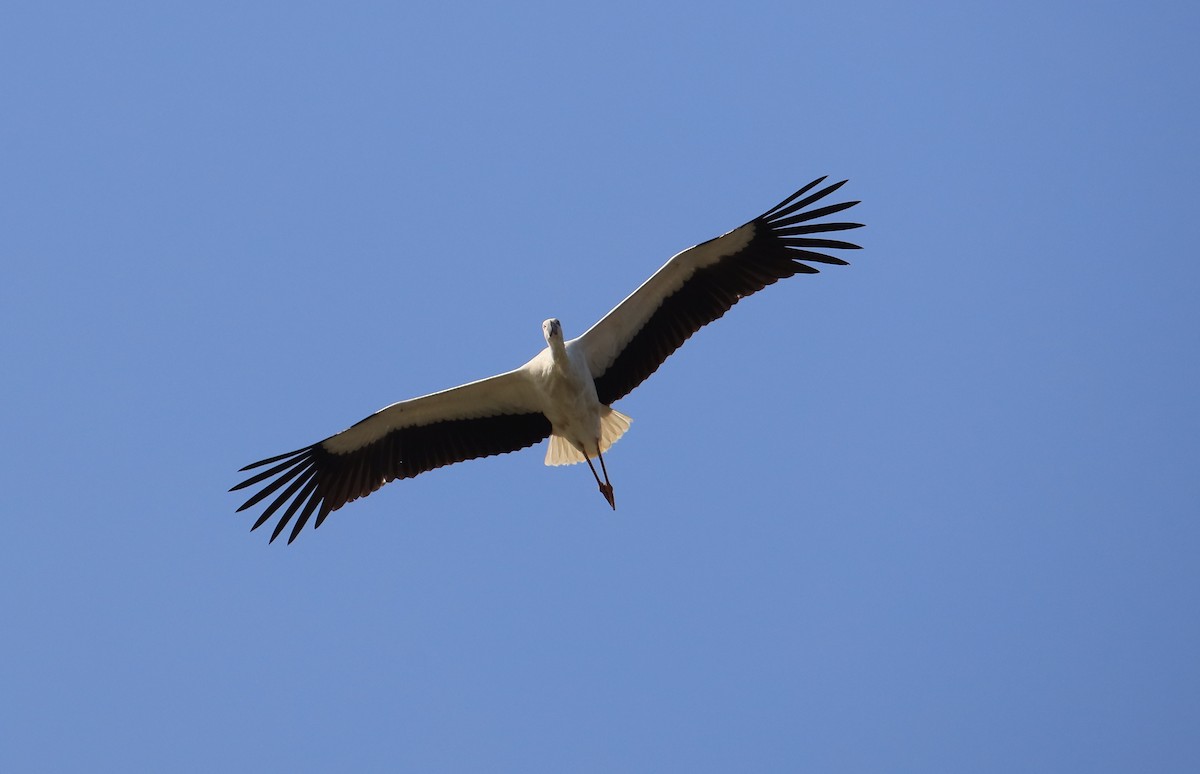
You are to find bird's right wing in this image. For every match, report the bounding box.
[578,177,863,405]
[230,368,550,543]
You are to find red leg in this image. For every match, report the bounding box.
[596,447,615,510]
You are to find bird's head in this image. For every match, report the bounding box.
[542,318,562,343]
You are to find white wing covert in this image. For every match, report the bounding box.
[580,177,863,406]
[231,369,551,543]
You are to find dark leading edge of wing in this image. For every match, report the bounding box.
[231,412,552,543]
[591,177,863,406]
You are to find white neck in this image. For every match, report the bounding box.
[547,334,568,367]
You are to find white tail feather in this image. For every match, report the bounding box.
[544,408,633,466]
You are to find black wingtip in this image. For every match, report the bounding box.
[761,176,829,219]
[237,446,309,472]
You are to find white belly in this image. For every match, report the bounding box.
[530,338,633,466]
[540,347,603,450]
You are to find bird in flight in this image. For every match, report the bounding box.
[232,177,863,542]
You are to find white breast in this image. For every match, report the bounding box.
[535,343,602,447]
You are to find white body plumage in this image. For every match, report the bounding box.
[233,177,863,542]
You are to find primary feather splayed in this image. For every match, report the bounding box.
[232,177,864,542]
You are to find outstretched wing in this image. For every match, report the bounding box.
[231,369,550,543]
[579,177,863,405]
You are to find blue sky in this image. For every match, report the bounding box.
[3,1,1197,771]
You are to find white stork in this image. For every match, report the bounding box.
[232,177,863,542]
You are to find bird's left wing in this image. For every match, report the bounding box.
[579,177,863,405]
[231,368,550,543]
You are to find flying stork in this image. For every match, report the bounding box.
[232,177,863,542]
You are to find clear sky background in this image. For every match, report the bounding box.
[3,2,1197,771]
